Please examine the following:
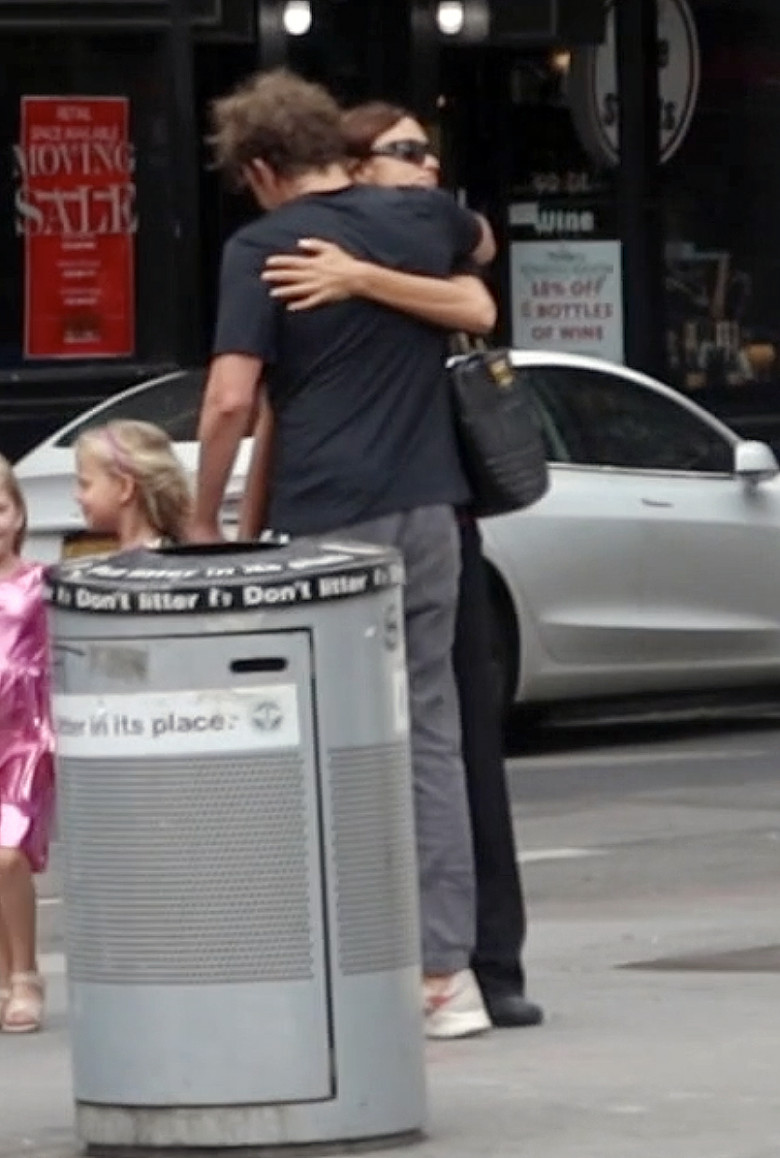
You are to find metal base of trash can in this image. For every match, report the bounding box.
[77,1105,425,1155]
[81,1126,425,1157]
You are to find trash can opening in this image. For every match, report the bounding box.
[159,533,291,560]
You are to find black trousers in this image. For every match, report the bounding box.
[453,513,528,990]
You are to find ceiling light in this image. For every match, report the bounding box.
[283,0,313,37]
[437,1,465,36]
[550,49,572,75]
[436,1,490,43]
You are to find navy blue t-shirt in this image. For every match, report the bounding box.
[212,184,479,535]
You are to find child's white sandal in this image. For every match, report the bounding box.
[1,972,45,1034]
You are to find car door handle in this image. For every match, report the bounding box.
[641,498,674,509]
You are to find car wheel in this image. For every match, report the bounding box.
[486,569,519,717]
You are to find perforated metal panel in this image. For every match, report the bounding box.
[330,743,419,975]
[61,752,316,985]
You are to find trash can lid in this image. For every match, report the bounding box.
[46,537,404,616]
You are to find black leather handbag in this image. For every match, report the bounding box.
[448,344,550,518]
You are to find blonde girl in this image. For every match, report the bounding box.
[75,420,191,549]
[0,454,55,1033]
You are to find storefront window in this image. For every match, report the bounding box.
[663,0,780,401]
[502,52,623,364]
[0,31,178,372]
[442,47,622,364]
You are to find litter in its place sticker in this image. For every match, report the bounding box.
[53,686,301,758]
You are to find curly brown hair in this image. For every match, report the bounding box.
[341,102,411,159]
[209,69,347,186]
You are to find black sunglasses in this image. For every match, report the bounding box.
[369,139,436,165]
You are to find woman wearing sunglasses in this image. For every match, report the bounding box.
[260,106,496,328]
[247,102,543,1033]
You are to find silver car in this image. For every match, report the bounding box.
[15,351,780,710]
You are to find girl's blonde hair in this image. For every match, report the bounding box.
[0,453,27,553]
[76,420,191,544]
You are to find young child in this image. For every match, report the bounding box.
[0,454,55,1033]
[75,420,191,549]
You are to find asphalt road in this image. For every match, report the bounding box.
[508,709,780,924]
[12,702,780,1158]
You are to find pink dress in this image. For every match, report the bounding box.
[0,564,55,872]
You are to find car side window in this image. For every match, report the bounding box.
[525,391,569,462]
[55,370,207,448]
[521,367,734,473]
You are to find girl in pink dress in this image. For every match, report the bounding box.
[0,454,55,1034]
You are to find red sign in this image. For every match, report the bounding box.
[16,97,136,360]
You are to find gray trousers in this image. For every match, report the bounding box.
[331,504,477,973]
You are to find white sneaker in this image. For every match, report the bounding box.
[424,969,491,1040]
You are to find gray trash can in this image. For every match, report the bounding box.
[47,539,425,1154]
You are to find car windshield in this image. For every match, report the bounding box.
[55,370,207,448]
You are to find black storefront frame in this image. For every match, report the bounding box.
[1,1,203,367]
[615,0,666,381]
[0,1,216,459]
[0,0,703,458]
[434,0,667,383]
[168,0,203,369]
[433,0,780,439]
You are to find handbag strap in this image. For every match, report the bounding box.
[450,333,489,357]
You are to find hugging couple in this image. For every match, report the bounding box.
[192,68,543,1039]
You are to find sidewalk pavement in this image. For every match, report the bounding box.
[2,893,779,1158]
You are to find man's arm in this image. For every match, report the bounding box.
[192,353,262,542]
[238,386,275,539]
[263,239,497,334]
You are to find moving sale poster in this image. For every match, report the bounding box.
[16,96,136,360]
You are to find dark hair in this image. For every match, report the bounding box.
[209,69,346,185]
[341,101,412,159]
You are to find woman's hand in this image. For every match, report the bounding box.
[262,239,367,310]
